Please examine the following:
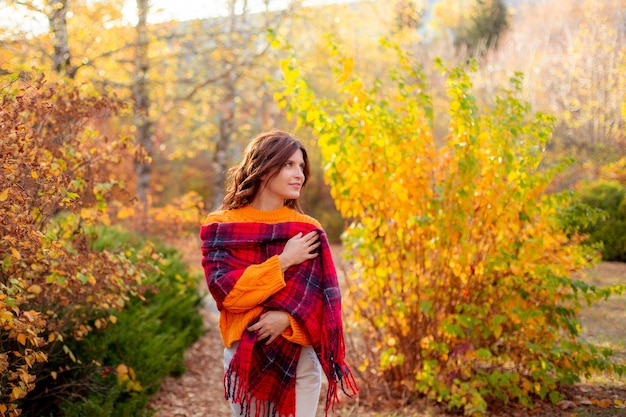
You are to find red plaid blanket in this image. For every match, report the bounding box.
[201,221,358,417]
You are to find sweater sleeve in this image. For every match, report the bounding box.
[221,255,285,313]
[282,315,312,345]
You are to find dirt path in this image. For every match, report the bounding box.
[147,300,233,417]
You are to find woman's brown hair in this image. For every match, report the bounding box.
[220,130,310,212]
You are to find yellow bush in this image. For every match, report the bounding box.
[276,40,625,415]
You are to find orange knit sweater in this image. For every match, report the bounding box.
[204,205,321,348]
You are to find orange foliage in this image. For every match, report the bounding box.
[0,73,151,416]
[117,191,205,240]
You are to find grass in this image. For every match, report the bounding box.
[569,261,626,417]
[578,262,626,364]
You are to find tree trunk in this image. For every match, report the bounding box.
[209,1,241,211]
[211,73,236,211]
[47,0,75,78]
[133,0,153,229]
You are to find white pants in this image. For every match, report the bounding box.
[224,343,322,417]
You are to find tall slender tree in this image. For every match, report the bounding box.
[133,0,153,224]
[47,0,74,77]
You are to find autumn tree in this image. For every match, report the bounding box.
[276,40,625,415]
[0,0,131,80]
[148,0,301,210]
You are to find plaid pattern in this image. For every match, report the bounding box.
[201,221,358,417]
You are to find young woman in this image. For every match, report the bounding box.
[200,130,357,417]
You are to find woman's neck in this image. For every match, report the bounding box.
[250,196,283,211]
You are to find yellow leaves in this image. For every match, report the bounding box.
[9,248,21,261]
[336,57,354,84]
[117,206,136,220]
[380,347,404,369]
[279,58,301,87]
[273,91,287,110]
[275,35,619,414]
[345,80,368,106]
[358,357,370,372]
[0,188,8,202]
[305,108,320,124]
[0,311,12,325]
[509,263,523,276]
[23,353,36,368]
[33,351,47,364]
[116,363,129,378]
[116,363,143,392]
[447,256,469,282]
[63,345,77,363]
[390,181,409,204]
[9,386,26,402]
[26,285,42,295]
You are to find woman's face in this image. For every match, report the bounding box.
[259,149,306,205]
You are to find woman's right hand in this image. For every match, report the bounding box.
[278,231,320,271]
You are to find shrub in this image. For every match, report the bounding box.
[276,39,626,415]
[19,226,204,417]
[575,180,626,261]
[0,73,145,417]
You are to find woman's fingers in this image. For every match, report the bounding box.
[304,230,319,243]
[247,311,290,344]
[301,231,320,251]
[279,230,321,270]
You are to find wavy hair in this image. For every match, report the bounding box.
[221,130,310,212]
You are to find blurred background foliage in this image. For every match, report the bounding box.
[0,0,624,415]
[1,0,622,240]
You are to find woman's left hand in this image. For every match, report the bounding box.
[248,310,290,345]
